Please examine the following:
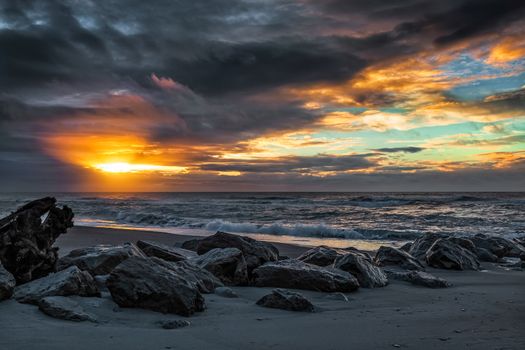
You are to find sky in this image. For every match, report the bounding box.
[1,0,524,192]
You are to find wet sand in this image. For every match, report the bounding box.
[1,226,524,350]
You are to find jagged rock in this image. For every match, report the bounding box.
[192,232,279,273]
[408,233,447,260]
[256,289,314,312]
[425,238,480,270]
[297,246,348,266]
[137,240,197,262]
[374,246,425,271]
[38,296,97,322]
[168,260,223,293]
[106,257,205,316]
[0,197,74,283]
[253,259,359,292]
[449,237,498,262]
[400,242,412,252]
[0,262,16,301]
[14,266,100,304]
[180,239,201,251]
[157,319,191,329]
[214,286,238,298]
[334,252,388,288]
[58,243,145,276]
[190,248,248,285]
[344,247,373,262]
[386,270,450,288]
[469,234,525,258]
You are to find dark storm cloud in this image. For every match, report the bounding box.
[4,0,523,97]
[200,154,375,173]
[319,0,525,46]
[372,147,425,153]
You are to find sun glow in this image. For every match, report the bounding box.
[93,162,187,174]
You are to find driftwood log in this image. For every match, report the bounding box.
[0,197,73,284]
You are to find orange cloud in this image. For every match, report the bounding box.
[486,36,525,66]
[151,73,189,91]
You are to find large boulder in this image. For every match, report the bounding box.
[168,261,224,293]
[253,259,359,292]
[190,248,248,285]
[469,234,525,258]
[0,197,74,283]
[256,289,314,312]
[191,232,279,273]
[448,237,498,263]
[57,243,145,276]
[106,256,205,316]
[297,246,348,266]
[180,239,201,251]
[386,270,450,288]
[137,240,197,262]
[374,246,424,271]
[38,296,97,322]
[408,233,447,260]
[14,266,100,304]
[0,262,16,301]
[425,238,480,270]
[334,252,388,288]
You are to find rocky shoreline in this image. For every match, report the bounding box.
[1,198,525,349]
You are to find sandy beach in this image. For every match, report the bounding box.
[1,226,524,350]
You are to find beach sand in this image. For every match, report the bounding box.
[1,226,524,350]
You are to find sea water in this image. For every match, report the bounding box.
[0,192,523,248]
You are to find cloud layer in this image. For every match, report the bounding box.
[0,0,524,191]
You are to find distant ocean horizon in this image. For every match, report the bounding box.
[1,192,524,248]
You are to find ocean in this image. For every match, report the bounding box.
[1,192,524,249]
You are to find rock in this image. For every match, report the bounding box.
[386,270,450,288]
[425,238,480,270]
[297,246,348,266]
[0,197,74,283]
[474,247,499,263]
[408,233,447,260]
[343,247,373,262]
[256,289,314,312]
[14,266,100,304]
[106,257,205,316]
[194,232,279,273]
[253,259,359,292]
[334,252,388,288]
[214,286,238,298]
[57,243,145,276]
[470,234,525,258]
[190,248,249,285]
[137,240,197,262]
[168,260,224,293]
[324,292,349,302]
[449,237,498,262]
[38,296,97,322]
[0,262,16,301]
[400,242,412,252]
[374,246,425,271]
[157,319,191,329]
[180,239,201,251]
[94,275,109,290]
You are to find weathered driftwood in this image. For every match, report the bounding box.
[0,197,74,283]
